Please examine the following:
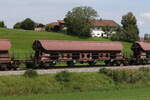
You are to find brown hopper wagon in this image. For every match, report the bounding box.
[131,42,150,64]
[27,40,124,68]
[0,40,19,70]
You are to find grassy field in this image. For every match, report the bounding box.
[0,68,150,96]
[0,28,132,59]
[1,87,150,100]
[0,28,109,52]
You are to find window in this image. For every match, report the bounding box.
[106,53,109,57]
[100,53,103,57]
[50,53,59,60]
[82,54,85,58]
[67,54,71,58]
[87,54,90,58]
[72,53,80,59]
[61,54,65,58]
[92,53,99,59]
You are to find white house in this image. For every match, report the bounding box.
[91,20,119,37]
[47,19,119,37]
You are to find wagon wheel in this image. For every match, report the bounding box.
[104,60,111,66]
[67,61,75,66]
[25,62,37,69]
[88,61,96,66]
[0,64,8,71]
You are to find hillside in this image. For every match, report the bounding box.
[0,28,132,59]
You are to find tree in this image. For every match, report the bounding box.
[13,22,21,29]
[20,18,35,30]
[0,21,6,28]
[35,23,45,28]
[64,6,98,37]
[102,26,115,38]
[45,25,54,32]
[121,12,139,42]
[111,12,139,42]
[144,34,150,41]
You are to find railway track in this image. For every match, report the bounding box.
[0,64,150,76]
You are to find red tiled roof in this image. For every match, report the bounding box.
[0,40,11,51]
[93,20,119,27]
[48,20,64,26]
[57,20,65,23]
[35,40,123,51]
[136,42,150,51]
[48,22,59,26]
[48,19,118,27]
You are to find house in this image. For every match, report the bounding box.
[47,20,66,32]
[34,27,45,32]
[91,19,119,37]
[47,19,119,37]
[34,23,45,32]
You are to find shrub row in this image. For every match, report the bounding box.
[99,67,150,83]
[0,67,150,96]
[0,71,113,96]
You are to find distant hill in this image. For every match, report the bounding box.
[0,28,132,59]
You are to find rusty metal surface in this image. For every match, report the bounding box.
[36,40,123,51]
[0,40,11,50]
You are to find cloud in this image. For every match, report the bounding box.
[141,13,150,19]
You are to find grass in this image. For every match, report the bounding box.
[0,28,133,59]
[0,87,150,100]
[0,68,150,96]
[0,72,114,96]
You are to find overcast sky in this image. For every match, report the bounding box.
[0,0,150,37]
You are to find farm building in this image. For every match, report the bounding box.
[47,19,119,37]
[91,19,119,37]
[47,20,66,32]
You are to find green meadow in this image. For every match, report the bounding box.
[0,28,132,59]
[0,85,150,100]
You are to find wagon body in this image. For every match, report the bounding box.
[131,42,150,64]
[31,40,124,67]
[0,40,19,70]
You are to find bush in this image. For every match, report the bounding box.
[13,22,22,29]
[23,69,38,78]
[99,68,112,75]
[55,71,71,82]
[45,25,54,32]
[0,21,6,28]
[139,67,150,72]
[99,69,145,83]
